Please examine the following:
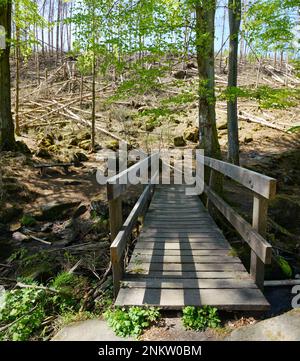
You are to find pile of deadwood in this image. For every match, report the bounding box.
[16,58,300,137]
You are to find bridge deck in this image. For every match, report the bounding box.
[115,185,269,310]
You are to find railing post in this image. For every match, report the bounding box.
[250,195,268,290]
[108,195,122,242]
[111,247,123,298]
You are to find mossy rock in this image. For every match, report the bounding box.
[20,214,37,227]
[184,127,199,143]
[106,140,119,151]
[73,152,89,163]
[48,144,61,153]
[37,201,81,221]
[3,183,24,194]
[78,140,91,151]
[174,136,186,147]
[38,134,55,148]
[77,131,91,142]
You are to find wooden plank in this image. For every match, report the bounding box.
[135,242,230,250]
[143,219,218,225]
[121,278,257,289]
[140,231,224,238]
[142,226,220,233]
[127,262,246,273]
[149,202,204,208]
[130,254,241,263]
[204,185,272,264]
[115,288,270,310]
[145,213,209,218]
[201,156,276,199]
[150,202,200,207]
[125,271,250,279]
[131,249,233,256]
[146,210,207,215]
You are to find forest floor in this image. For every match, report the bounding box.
[0,54,300,340]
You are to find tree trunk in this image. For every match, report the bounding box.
[56,0,61,62]
[219,6,226,71]
[0,1,16,151]
[195,0,222,194]
[227,0,241,165]
[195,1,220,159]
[91,3,96,152]
[15,0,20,136]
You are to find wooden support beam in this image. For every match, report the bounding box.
[108,197,122,242]
[250,195,268,290]
[204,184,272,264]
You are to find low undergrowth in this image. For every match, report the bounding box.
[182,306,221,331]
[0,272,109,341]
[104,306,160,338]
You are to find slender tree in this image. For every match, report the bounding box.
[0,0,16,151]
[194,0,222,193]
[195,0,221,160]
[227,0,241,165]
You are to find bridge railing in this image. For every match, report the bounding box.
[107,153,159,296]
[199,156,276,289]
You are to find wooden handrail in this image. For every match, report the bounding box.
[200,156,277,290]
[200,156,276,199]
[110,171,158,296]
[106,152,159,240]
[107,152,159,201]
[204,185,272,264]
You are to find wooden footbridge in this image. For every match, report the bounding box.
[106,154,276,310]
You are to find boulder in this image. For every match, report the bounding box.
[37,201,81,221]
[173,70,193,79]
[12,231,29,242]
[226,309,300,341]
[184,127,199,143]
[174,136,186,147]
[73,152,89,163]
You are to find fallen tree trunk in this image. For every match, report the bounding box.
[239,111,286,132]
